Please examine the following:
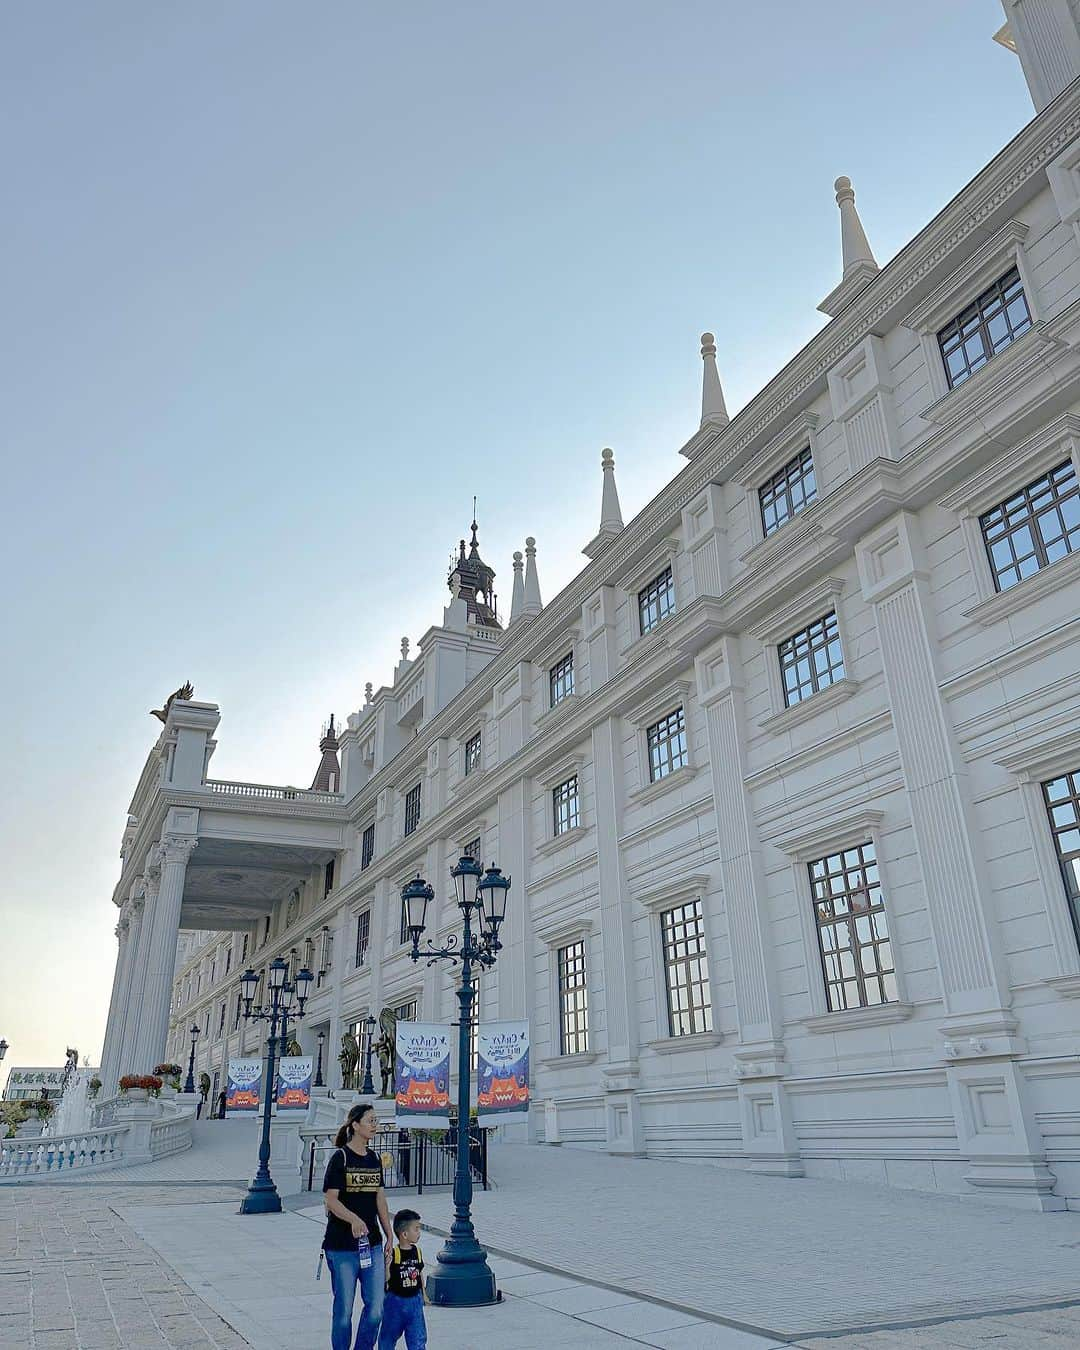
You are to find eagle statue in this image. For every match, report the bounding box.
[151,682,194,723]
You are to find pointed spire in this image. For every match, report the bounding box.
[310,715,341,793]
[523,537,542,617]
[509,550,526,623]
[819,176,879,317]
[700,333,729,428]
[584,448,625,558]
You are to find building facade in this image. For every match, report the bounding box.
[101,4,1080,1209]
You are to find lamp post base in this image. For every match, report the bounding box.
[239,1181,282,1215]
[425,1237,499,1307]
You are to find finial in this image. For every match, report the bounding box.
[834,176,878,280]
[523,538,542,617]
[328,713,335,736]
[400,636,410,661]
[364,682,373,704]
[585,447,625,557]
[509,550,526,624]
[700,332,729,428]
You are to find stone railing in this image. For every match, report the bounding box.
[149,1111,192,1159]
[204,779,343,805]
[0,1127,127,1178]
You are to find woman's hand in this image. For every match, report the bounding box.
[351,1218,368,1241]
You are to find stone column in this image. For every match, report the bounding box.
[98,910,132,1093]
[591,716,644,1155]
[696,636,803,1176]
[856,511,1061,1209]
[134,835,198,1074]
[114,886,151,1082]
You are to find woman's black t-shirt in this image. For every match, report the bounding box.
[322,1145,384,1251]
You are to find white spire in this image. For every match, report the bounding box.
[700,333,729,428]
[818,176,879,317]
[523,537,542,617]
[584,447,625,558]
[509,550,526,623]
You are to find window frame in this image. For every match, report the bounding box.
[937,265,1032,391]
[552,775,580,838]
[807,839,896,1014]
[660,898,713,1038]
[751,578,859,731]
[464,731,483,777]
[1043,769,1080,952]
[556,938,590,1057]
[360,821,375,871]
[404,782,422,838]
[548,651,575,708]
[637,565,676,636]
[758,446,819,540]
[777,609,847,709]
[355,908,371,968]
[978,458,1080,594]
[646,706,689,784]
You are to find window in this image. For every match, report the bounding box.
[464,732,482,777]
[355,910,371,967]
[557,940,589,1055]
[647,707,688,783]
[638,566,675,634]
[234,992,243,1030]
[759,447,817,537]
[809,841,896,1012]
[241,933,249,962]
[346,1020,371,1090]
[549,652,574,707]
[404,783,422,837]
[204,1009,211,1037]
[217,1002,226,1036]
[360,822,375,871]
[224,948,232,977]
[979,460,1080,593]
[779,611,845,707]
[324,859,336,898]
[210,960,216,986]
[463,836,481,864]
[395,999,418,1023]
[262,914,271,945]
[400,896,411,946]
[320,927,333,974]
[552,776,580,837]
[661,900,713,1037]
[937,266,1032,389]
[1044,770,1080,945]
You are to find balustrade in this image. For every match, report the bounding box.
[0,1128,126,1177]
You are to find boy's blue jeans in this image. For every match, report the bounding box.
[377,1292,426,1349]
[325,1247,384,1350]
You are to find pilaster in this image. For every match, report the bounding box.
[117,881,153,1078]
[695,635,803,1176]
[856,510,1061,1208]
[135,832,198,1073]
[99,909,132,1092]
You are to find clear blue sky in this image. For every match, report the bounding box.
[0,1,1033,1075]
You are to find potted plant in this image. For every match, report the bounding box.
[27,1093,55,1123]
[153,1064,183,1095]
[118,1074,163,1102]
[0,1101,27,1138]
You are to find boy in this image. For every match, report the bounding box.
[378,1208,427,1350]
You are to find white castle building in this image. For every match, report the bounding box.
[100,4,1080,1210]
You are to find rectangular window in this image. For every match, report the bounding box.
[210,960,216,986]
[638,566,676,635]
[557,940,589,1055]
[355,910,371,967]
[809,841,896,1012]
[234,992,243,1030]
[224,948,232,977]
[324,859,336,898]
[464,732,482,777]
[241,933,249,962]
[979,460,1080,593]
[759,447,817,537]
[360,822,375,871]
[204,1009,211,1037]
[263,914,271,945]
[1044,769,1080,946]
[549,652,574,707]
[779,611,845,707]
[463,836,482,863]
[217,1002,226,1035]
[404,783,422,837]
[348,1019,372,1088]
[400,896,411,945]
[552,776,580,837]
[661,900,713,1037]
[938,266,1032,389]
[647,707,688,783]
[395,999,418,1023]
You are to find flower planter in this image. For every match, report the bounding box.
[123,1088,149,1103]
[159,1085,177,1099]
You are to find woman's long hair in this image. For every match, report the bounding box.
[335,1102,374,1149]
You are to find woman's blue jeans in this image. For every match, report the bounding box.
[326,1246,384,1350]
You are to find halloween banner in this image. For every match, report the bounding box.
[476,1021,530,1127]
[225,1057,261,1112]
[275,1056,313,1111]
[394,1022,452,1129]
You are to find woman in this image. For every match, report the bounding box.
[323,1103,392,1350]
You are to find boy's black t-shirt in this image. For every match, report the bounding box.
[322,1146,384,1251]
[386,1244,424,1298]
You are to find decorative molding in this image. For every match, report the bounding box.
[538,1052,598,1070]
[627,763,700,807]
[623,680,692,730]
[801,1002,912,1034]
[761,808,884,862]
[900,219,1030,334]
[536,753,585,792]
[533,910,596,947]
[534,824,588,858]
[732,413,821,490]
[646,1031,723,1055]
[756,677,860,735]
[963,549,1080,626]
[630,871,712,914]
[748,577,846,644]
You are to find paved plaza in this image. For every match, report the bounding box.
[7,1123,1080,1347]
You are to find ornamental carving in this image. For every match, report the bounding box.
[160,835,199,865]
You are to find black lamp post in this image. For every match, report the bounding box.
[0,1039,8,1064]
[184,1024,200,1094]
[360,1014,377,1095]
[238,955,314,1215]
[402,855,511,1307]
[315,1030,325,1089]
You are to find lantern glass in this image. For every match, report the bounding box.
[280,981,296,1013]
[239,968,259,1005]
[401,875,433,936]
[450,853,483,911]
[294,965,314,1005]
[477,866,511,928]
[268,956,288,991]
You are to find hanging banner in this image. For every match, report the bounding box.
[225,1058,261,1112]
[394,1023,452,1129]
[476,1021,530,1127]
[275,1056,313,1111]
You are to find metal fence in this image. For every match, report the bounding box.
[305,1123,489,1194]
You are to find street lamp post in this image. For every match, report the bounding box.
[238,956,314,1216]
[184,1024,201,1095]
[360,1014,377,1096]
[402,854,511,1307]
[0,1039,8,1064]
[315,1030,325,1089]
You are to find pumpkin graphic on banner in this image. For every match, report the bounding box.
[393,1023,452,1129]
[476,1021,529,1126]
